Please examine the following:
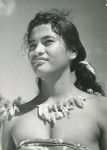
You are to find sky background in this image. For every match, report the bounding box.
[0,0,107,101]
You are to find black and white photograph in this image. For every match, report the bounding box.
[0,0,107,150]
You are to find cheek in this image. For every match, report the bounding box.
[47,43,68,59]
[49,52,70,68]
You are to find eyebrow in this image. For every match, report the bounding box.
[41,35,56,40]
[29,35,56,44]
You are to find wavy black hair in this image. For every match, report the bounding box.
[26,8,105,96]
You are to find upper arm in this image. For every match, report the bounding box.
[98,98,107,150]
[2,119,16,150]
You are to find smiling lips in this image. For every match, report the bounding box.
[32,57,49,66]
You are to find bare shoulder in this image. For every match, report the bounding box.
[2,115,18,150]
[97,96,107,112]
[86,95,107,127]
[90,96,107,149]
[91,96,107,113]
[95,96,107,127]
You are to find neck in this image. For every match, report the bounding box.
[39,67,77,102]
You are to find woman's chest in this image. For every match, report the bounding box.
[11,108,99,147]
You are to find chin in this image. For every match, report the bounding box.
[32,63,67,79]
[33,66,54,78]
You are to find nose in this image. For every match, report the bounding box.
[34,43,45,57]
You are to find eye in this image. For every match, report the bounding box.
[29,43,37,52]
[43,39,54,46]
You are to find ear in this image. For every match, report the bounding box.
[69,52,77,60]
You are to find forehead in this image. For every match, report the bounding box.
[31,24,58,40]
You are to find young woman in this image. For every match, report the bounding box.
[1,9,107,150]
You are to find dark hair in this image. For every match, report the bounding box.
[26,8,105,96]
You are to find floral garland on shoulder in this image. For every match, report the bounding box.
[0,88,101,126]
[0,95,21,125]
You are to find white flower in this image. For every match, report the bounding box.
[0,95,21,122]
[0,95,11,121]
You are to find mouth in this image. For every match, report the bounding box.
[32,57,48,67]
[36,57,49,61]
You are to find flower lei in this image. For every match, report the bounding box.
[38,97,86,127]
[0,95,21,124]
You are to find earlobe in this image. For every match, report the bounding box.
[70,52,77,60]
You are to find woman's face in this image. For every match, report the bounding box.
[28,24,72,78]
